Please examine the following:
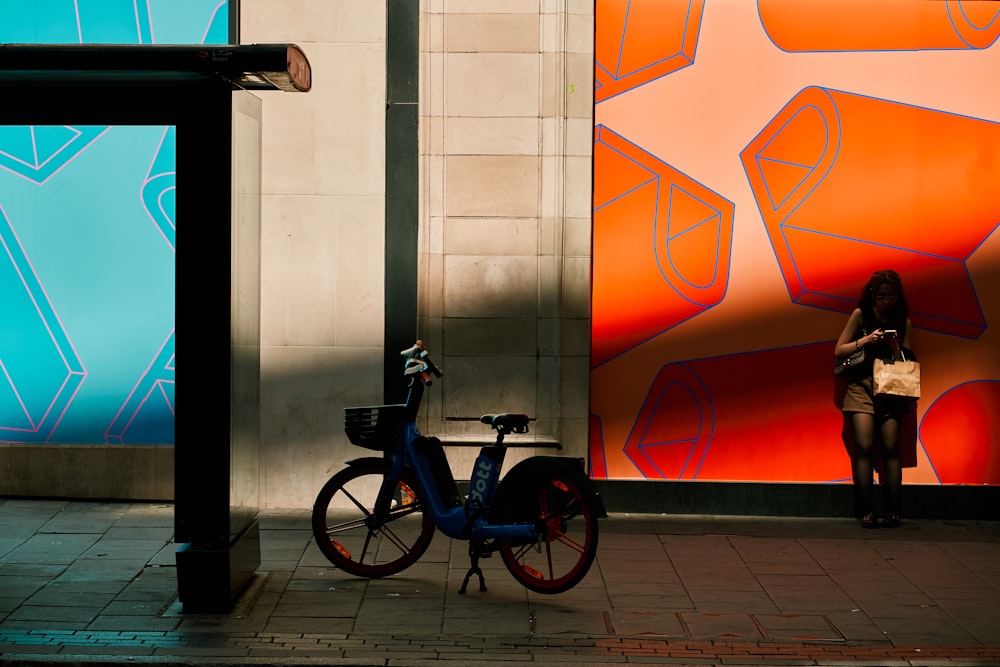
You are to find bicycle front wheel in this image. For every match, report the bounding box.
[312,460,434,578]
[497,469,599,594]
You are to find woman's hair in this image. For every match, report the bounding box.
[857,269,909,329]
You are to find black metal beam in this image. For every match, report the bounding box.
[0,43,311,92]
[384,0,420,403]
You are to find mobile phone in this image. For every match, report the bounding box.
[884,330,897,336]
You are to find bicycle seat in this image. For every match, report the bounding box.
[480,413,530,433]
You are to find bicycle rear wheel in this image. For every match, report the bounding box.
[497,468,599,594]
[312,460,434,577]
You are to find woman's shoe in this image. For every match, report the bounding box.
[861,512,879,529]
[883,514,901,529]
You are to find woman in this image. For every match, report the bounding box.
[835,270,913,529]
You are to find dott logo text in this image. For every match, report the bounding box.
[467,458,494,504]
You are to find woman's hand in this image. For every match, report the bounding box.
[864,329,894,346]
[863,329,903,358]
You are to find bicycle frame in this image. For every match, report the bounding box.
[371,376,538,543]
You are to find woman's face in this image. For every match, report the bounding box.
[872,281,899,319]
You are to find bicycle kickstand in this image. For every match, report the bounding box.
[458,541,489,594]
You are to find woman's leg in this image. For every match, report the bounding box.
[878,415,902,519]
[851,412,877,519]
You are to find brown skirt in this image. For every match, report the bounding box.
[843,375,910,418]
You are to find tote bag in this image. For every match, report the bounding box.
[873,351,920,399]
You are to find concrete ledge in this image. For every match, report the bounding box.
[595,479,1000,520]
[0,444,174,501]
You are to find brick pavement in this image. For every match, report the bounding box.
[1,500,999,666]
[3,630,1000,665]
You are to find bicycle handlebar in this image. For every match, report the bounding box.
[401,340,443,386]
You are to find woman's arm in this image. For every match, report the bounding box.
[835,309,866,359]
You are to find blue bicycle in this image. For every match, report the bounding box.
[312,341,606,594]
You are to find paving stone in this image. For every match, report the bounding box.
[6,605,102,623]
[679,612,764,640]
[24,590,117,608]
[607,609,685,636]
[685,589,780,614]
[752,613,843,641]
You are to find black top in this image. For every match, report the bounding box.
[852,308,912,376]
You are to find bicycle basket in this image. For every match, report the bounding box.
[344,404,406,451]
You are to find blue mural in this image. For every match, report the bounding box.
[0,1,228,45]
[0,1,229,444]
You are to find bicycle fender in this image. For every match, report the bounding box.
[343,456,389,469]
[491,456,608,521]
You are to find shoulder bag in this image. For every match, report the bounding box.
[834,329,866,376]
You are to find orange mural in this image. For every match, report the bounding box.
[740,86,1000,339]
[591,0,1000,485]
[614,343,915,482]
[920,381,1000,484]
[595,0,704,103]
[593,125,734,367]
[758,0,1000,52]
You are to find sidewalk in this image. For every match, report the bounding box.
[1,498,999,666]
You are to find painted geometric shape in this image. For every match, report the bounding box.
[595,0,705,103]
[142,127,178,250]
[623,363,712,480]
[106,330,175,445]
[622,343,856,482]
[740,86,1000,339]
[0,126,109,185]
[919,380,1000,485]
[0,206,87,442]
[592,124,735,367]
[758,0,1000,52]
